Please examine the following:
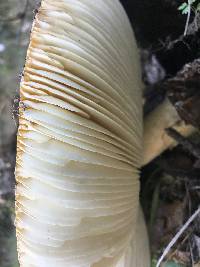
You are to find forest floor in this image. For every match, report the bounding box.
[138,1,200,266]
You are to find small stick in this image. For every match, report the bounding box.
[184,0,191,36]
[156,206,200,267]
[166,127,200,159]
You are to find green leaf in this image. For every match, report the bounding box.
[182,5,190,14]
[178,2,188,11]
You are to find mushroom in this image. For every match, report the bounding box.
[143,98,195,165]
[15,0,194,266]
[15,0,150,266]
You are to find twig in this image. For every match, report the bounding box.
[189,240,195,266]
[166,127,200,159]
[184,0,192,36]
[156,206,200,267]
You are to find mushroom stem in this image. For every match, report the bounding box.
[143,98,195,165]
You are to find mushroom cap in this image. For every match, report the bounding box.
[15,0,143,266]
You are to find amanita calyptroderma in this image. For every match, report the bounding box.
[16,0,192,266]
